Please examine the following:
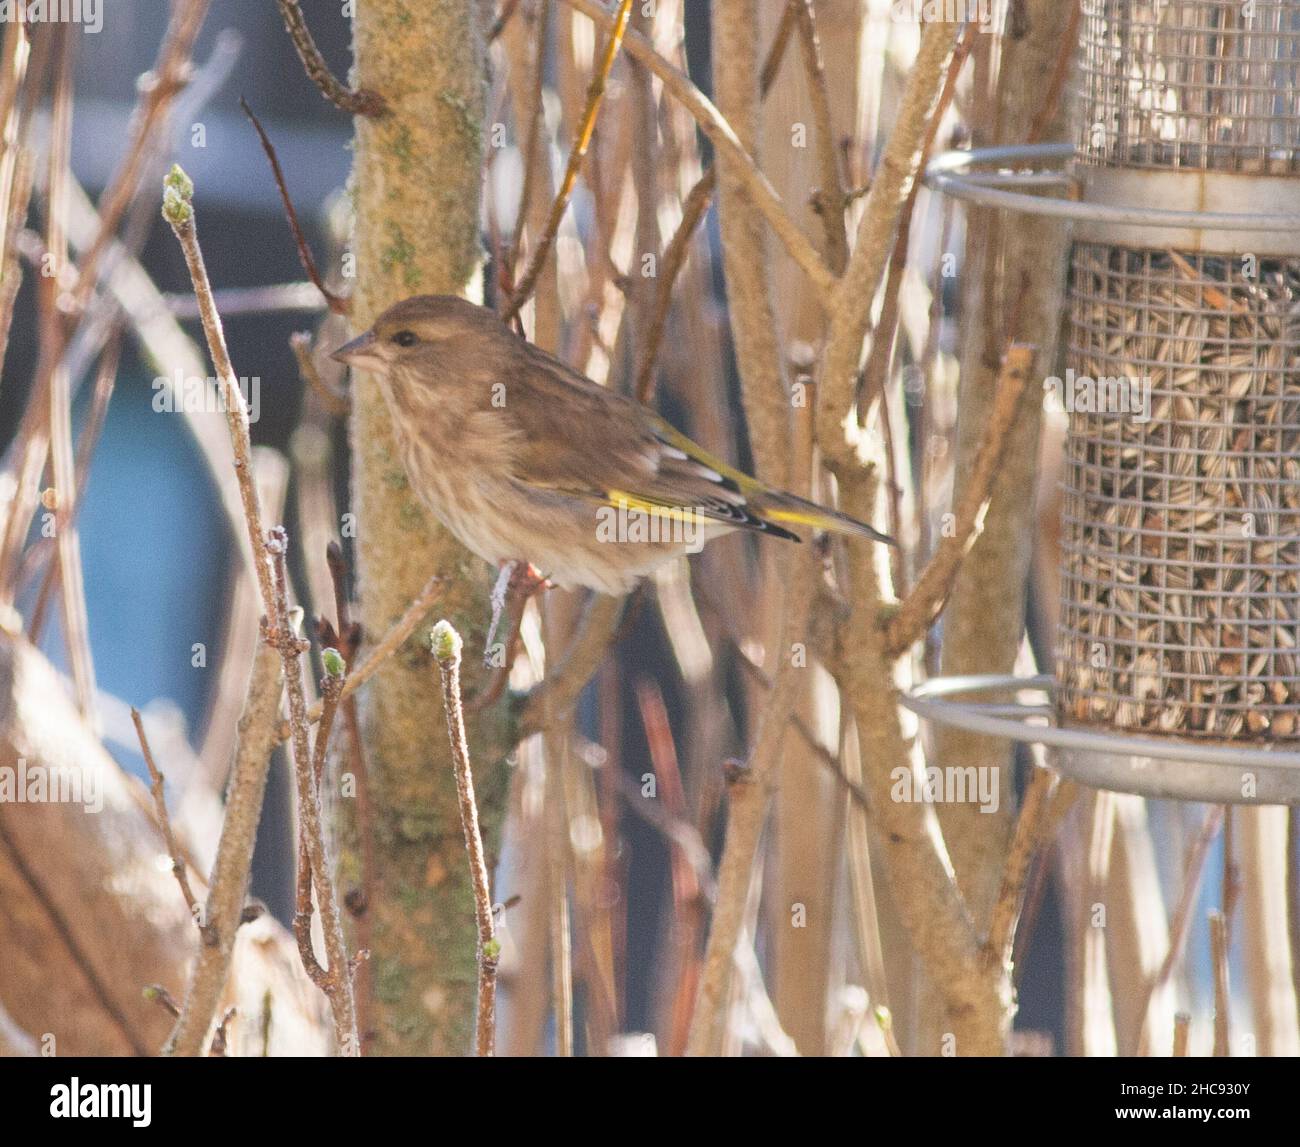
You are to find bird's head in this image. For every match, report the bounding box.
[330,295,507,379]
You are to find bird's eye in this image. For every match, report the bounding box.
[391,329,418,347]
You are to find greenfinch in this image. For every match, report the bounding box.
[332,295,893,594]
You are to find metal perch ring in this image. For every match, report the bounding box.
[900,674,1300,806]
[924,143,1300,255]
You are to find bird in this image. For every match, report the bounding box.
[331,295,894,595]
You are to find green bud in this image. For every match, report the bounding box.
[430,619,462,664]
[161,185,191,227]
[164,163,194,202]
[482,937,501,961]
[322,647,346,677]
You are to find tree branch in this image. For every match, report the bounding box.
[432,622,499,1057]
[161,165,277,620]
[793,0,848,273]
[131,708,209,942]
[240,99,350,315]
[882,342,1033,658]
[274,0,386,116]
[633,0,799,403]
[504,0,633,321]
[515,592,626,738]
[560,0,835,304]
[270,532,359,1055]
[163,642,283,1056]
[984,763,1059,971]
[818,19,961,468]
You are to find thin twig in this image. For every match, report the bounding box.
[503,0,551,297]
[160,165,305,1056]
[302,572,445,731]
[818,18,962,472]
[75,0,210,308]
[729,631,872,811]
[274,0,386,116]
[882,342,1034,657]
[271,571,446,745]
[1026,0,1081,145]
[292,647,346,995]
[143,985,181,1018]
[0,21,39,384]
[545,730,574,1056]
[504,0,634,321]
[293,677,337,993]
[1209,910,1231,1057]
[559,0,835,305]
[30,330,123,640]
[321,542,376,1051]
[634,172,712,403]
[240,99,349,315]
[985,764,1057,970]
[131,708,209,942]
[489,0,524,42]
[0,11,207,602]
[1134,804,1225,1056]
[516,592,626,737]
[0,144,35,386]
[856,23,973,415]
[760,1,799,93]
[163,641,283,1057]
[270,532,359,1055]
[161,165,277,620]
[1221,807,1241,930]
[291,331,349,416]
[633,1,799,402]
[793,0,848,273]
[1173,1013,1191,1057]
[431,622,499,1057]
[45,30,97,720]
[610,750,717,904]
[207,1007,236,1056]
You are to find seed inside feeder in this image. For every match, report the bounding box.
[1055,246,1300,742]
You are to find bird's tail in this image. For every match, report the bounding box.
[758,491,896,546]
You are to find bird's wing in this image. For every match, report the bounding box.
[504,343,799,540]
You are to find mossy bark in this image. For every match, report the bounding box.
[344,0,511,1056]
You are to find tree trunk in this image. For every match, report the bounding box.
[345,0,511,1056]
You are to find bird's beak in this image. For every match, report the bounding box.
[330,329,383,371]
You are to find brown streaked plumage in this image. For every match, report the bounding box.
[332,295,893,594]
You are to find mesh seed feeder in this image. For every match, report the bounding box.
[906,1,1300,803]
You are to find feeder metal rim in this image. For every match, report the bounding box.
[902,673,1300,769]
[924,144,1300,232]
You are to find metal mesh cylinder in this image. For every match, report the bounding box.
[1078,0,1300,173]
[1055,245,1300,741]
[1055,1,1300,760]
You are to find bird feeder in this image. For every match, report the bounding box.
[906,1,1300,803]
